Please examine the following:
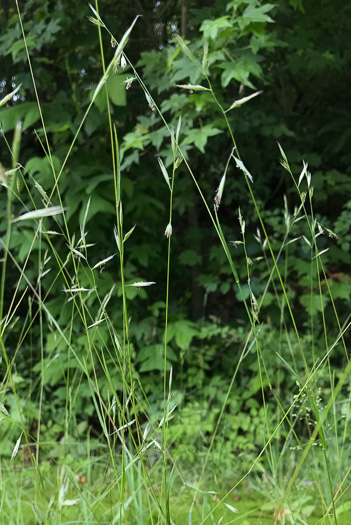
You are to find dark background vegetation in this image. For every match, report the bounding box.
[1,0,351,467]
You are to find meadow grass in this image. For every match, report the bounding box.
[0,2,350,524]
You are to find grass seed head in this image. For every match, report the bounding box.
[164,222,172,238]
[214,174,226,210]
[121,54,127,69]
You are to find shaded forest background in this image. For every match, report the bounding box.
[1,0,351,470]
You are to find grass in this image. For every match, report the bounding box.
[0,2,351,524]
[1,464,351,523]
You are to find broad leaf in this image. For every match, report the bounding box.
[200,17,232,40]
[183,125,222,153]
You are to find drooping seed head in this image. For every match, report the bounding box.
[164,222,172,238]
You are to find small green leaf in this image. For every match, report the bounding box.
[300,293,329,315]
[220,57,262,88]
[136,344,175,372]
[23,105,40,131]
[140,354,170,372]
[0,102,40,133]
[183,125,222,153]
[107,73,129,107]
[240,4,274,28]
[200,17,232,40]
[90,73,129,111]
[171,320,198,350]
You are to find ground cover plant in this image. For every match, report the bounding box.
[0,0,351,523]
